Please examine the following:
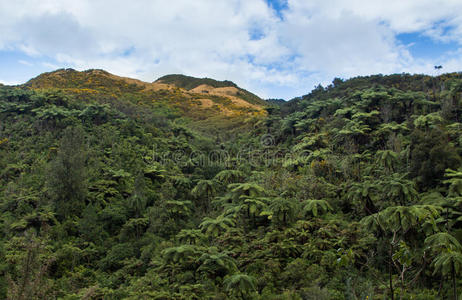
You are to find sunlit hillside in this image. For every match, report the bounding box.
[24,69,267,134]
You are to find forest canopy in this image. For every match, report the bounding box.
[1,71,462,299]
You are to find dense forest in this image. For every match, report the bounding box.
[1,69,462,299]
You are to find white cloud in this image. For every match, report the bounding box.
[0,79,21,86]
[0,0,461,98]
[291,0,462,38]
[18,59,33,66]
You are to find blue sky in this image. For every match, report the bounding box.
[1,0,462,99]
[265,0,288,19]
[0,51,57,85]
[397,32,459,60]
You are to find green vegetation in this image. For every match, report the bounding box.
[23,69,267,137]
[1,70,462,299]
[157,74,265,106]
[156,74,238,90]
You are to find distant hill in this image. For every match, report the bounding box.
[156,74,266,106]
[22,69,267,132]
[265,98,286,105]
[156,74,237,90]
[25,68,169,93]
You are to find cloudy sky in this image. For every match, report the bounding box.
[0,0,462,99]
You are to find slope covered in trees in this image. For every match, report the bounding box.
[0,71,462,299]
[155,74,266,106]
[156,74,238,90]
[24,69,267,135]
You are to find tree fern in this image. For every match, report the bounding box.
[302,199,333,217]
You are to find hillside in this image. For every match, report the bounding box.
[25,68,168,92]
[1,71,462,299]
[24,69,267,134]
[156,74,238,90]
[156,74,265,106]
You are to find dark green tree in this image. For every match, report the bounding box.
[47,126,87,219]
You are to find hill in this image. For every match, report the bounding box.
[156,74,238,90]
[25,68,165,92]
[24,69,267,134]
[156,74,266,106]
[1,71,462,299]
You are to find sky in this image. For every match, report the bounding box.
[0,0,462,99]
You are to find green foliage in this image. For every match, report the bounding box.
[444,168,462,197]
[409,128,461,189]
[199,215,235,237]
[5,231,55,300]
[156,74,265,106]
[302,199,333,217]
[176,229,205,245]
[214,170,245,185]
[268,197,298,227]
[157,74,238,90]
[432,250,462,277]
[1,71,462,298]
[47,126,87,219]
[228,183,266,199]
[223,273,257,299]
[380,173,418,206]
[197,249,237,278]
[162,245,201,265]
[361,205,441,233]
[425,232,462,252]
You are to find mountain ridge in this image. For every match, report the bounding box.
[25,68,264,103]
[21,68,267,127]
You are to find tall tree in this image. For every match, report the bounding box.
[199,215,235,238]
[426,232,462,300]
[223,273,257,299]
[191,179,218,212]
[47,126,87,219]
